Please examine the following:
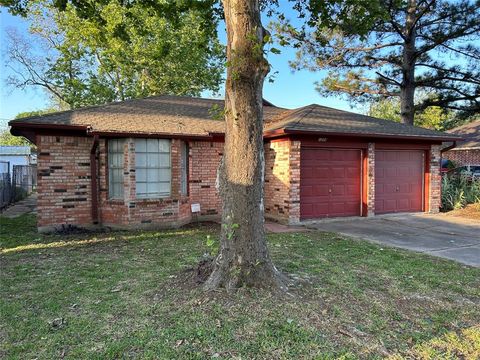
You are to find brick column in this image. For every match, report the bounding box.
[429,145,442,213]
[367,143,375,217]
[289,140,301,224]
[125,138,136,220]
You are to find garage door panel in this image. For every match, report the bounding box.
[302,185,313,196]
[375,150,424,214]
[376,184,385,194]
[301,148,361,219]
[375,168,384,179]
[315,167,331,178]
[315,185,330,196]
[331,167,345,178]
[384,183,396,193]
[346,167,359,177]
[399,183,410,193]
[302,203,314,217]
[397,198,410,209]
[383,199,397,212]
[397,166,410,177]
[332,185,345,196]
[385,152,398,161]
[385,167,397,177]
[314,203,329,215]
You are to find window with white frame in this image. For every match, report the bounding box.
[135,138,171,198]
[108,139,125,199]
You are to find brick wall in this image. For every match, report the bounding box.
[264,139,300,224]
[443,149,480,166]
[189,141,223,218]
[289,141,301,223]
[97,138,194,229]
[264,139,290,221]
[429,144,442,213]
[37,135,222,231]
[36,134,444,231]
[36,135,94,230]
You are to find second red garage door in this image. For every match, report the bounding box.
[375,150,424,214]
[300,148,362,219]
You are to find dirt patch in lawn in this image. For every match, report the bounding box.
[445,203,480,220]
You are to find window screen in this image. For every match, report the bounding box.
[135,139,171,199]
[108,139,125,199]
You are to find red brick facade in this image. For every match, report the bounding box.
[429,145,442,213]
[37,135,222,232]
[36,135,443,232]
[37,135,94,229]
[189,141,223,218]
[264,139,301,224]
[366,143,376,217]
[443,149,480,166]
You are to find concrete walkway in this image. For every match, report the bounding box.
[1,194,37,218]
[307,213,480,267]
[265,221,308,234]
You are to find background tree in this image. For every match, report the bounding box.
[0,129,31,146]
[4,0,224,109]
[368,97,454,130]
[275,0,480,125]
[0,109,54,146]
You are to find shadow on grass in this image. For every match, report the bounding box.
[0,214,217,254]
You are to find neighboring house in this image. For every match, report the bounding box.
[443,120,480,166]
[9,95,459,232]
[0,146,35,177]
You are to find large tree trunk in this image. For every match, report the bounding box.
[204,0,285,291]
[400,0,417,126]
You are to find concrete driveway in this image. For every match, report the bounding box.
[306,213,480,267]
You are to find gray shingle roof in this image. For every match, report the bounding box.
[10,95,459,141]
[447,120,480,149]
[264,104,460,140]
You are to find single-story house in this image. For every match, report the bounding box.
[442,120,480,166]
[9,95,460,232]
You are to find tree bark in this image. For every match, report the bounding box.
[204,0,286,291]
[400,0,417,125]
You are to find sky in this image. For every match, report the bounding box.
[0,5,357,128]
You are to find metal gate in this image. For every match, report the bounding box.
[0,161,12,209]
[12,164,37,200]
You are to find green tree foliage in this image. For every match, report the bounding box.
[0,109,55,147]
[3,0,224,109]
[14,109,56,119]
[0,130,31,146]
[368,97,454,130]
[274,0,480,125]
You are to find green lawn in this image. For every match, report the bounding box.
[1,214,479,359]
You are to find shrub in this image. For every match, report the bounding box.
[441,175,480,211]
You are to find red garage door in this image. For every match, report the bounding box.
[301,148,362,219]
[375,150,424,214]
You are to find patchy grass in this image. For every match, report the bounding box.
[0,214,41,249]
[1,215,479,359]
[445,202,480,221]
